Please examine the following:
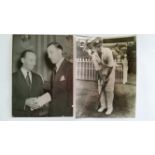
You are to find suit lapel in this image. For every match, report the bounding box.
[54,59,66,82]
[19,70,29,87]
[19,70,31,94]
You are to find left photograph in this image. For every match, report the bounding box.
[12,35,73,117]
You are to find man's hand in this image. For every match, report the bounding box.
[25,93,52,111]
[25,98,41,110]
[37,93,52,107]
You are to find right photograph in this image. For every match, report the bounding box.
[75,35,136,118]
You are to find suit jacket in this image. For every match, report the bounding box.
[12,70,44,117]
[49,59,73,116]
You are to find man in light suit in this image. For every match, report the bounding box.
[94,40,115,115]
[47,42,73,116]
[12,50,47,117]
[85,39,115,115]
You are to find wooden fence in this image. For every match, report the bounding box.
[76,55,128,84]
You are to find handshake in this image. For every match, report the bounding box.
[25,93,52,111]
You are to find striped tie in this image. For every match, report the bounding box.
[26,72,31,89]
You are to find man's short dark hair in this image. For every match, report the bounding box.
[47,42,63,51]
[20,49,35,58]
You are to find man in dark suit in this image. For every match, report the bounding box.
[47,42,73,116]
[12,50,45,117]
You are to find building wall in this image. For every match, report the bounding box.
[12,35,73,83]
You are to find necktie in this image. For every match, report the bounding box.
[51,66,57,93]
[26,72,31,89]
[53,66,57,81]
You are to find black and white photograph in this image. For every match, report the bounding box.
[1,1,155,155]
[75,35,136,118]
[12,35,73,117]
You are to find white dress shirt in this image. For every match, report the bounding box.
[56,57,64,72]
[21,67,32,83]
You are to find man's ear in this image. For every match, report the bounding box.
[21,58,24,64]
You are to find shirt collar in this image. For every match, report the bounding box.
[56,57,64,72]
[21,67,32,81]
